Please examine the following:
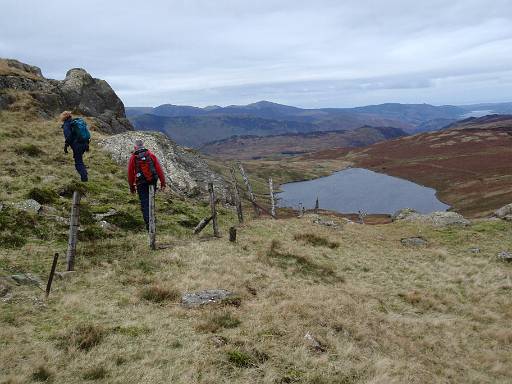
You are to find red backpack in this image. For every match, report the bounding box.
[134,148,158,184]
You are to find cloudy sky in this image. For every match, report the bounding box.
[1,0,511,107]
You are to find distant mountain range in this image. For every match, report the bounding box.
[127,100,512,151]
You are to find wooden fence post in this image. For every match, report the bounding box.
[229,226,237,242]
[237,162,260,217]
[269,177,276,219]
[193,216,212,234]
[208,182,220,237]
[314,197,319,213]
[148,184,156,250]
[230,168,244,224]
[66,191,81,271]
[45,253,59,299]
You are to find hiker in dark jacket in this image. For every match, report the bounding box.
[127,139,166,229]
[60,111,89,182]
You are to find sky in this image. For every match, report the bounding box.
[1,0,512,108]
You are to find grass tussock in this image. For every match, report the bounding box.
[266,239,339,282]
[196,312,241,333]
[14,143,44,157]
[226,348,268,368]
[294,233,339,249]
[139,284,180,303]
[31,365,53,382]
[62,324,105,351]
[82,366,107,380]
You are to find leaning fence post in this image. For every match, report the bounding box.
[66,191,81,271]
[269,177,276,219]
[230,168,244,224]
[237,162,260,217]
[45,253,59,299]
[208,182,220,237]
[148,184,156,250]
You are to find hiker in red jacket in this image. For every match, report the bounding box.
[128,139,166,229]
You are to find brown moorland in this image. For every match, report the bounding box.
[303,115,512,218]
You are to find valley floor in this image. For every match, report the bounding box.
[2,214,512,383]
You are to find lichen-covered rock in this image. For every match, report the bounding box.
[393,210,469,227]
[13,199,42,214]
[497,251,512,262]
[0,58,132,133]
[99,131,228,199]
[401,237,428,246]
[181,289,235,306]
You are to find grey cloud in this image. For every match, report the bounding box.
[0,0,511,107]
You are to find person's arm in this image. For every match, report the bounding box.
[127,155,136,193]
[63,119,74,145]
[150,153,166,189]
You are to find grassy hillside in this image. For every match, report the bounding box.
[1,110,512,383]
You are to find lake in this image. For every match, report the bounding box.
[277,168,450,214]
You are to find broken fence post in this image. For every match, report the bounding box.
[230,168,244,224]
[208,182,220,237]
[229,226,237,242]
[269,177,276,219]
[66,191,81,271]
[314,197,319,213]
[45,252,59,299]
[193,216,213,234]
[237,162,260,217]
[148,184,156,250]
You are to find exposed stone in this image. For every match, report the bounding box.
[93,209,118,221]
[0,58,133,133]
[494,203,512,219]
[502,215,512,222]
[401,237,428,247]
[0,280,12,297]
[210,335,228,348]
[312,217,339,228]
[98,220,117,232]
[394,210,470,227]
[99,131,228,199]
[11,273,42,286]
[497,251,512,262]
[468,247,481,254]
[304,332,326,352]
[13,199,42,214]
[392,208,418,221]
[181,289,235,307]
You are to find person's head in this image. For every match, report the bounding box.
[134,139,144,150]
[59,111,72,122]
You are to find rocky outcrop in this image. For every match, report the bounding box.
[0,58,132,133]
[98,131,228,199]
[494,203,512,220]
[392,209,470,227]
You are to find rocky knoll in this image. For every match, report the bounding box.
[99,131,228,199]
[0,58,132,133]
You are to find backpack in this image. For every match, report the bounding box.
[71,118,91,142]
[134,148,158,184]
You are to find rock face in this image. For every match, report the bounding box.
[99,131,228,198]
[0,58,132,133]
[392,209,470,227]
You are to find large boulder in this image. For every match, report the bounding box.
[98,131,228,199]
[393,210,470,227]
[0,58,133,133]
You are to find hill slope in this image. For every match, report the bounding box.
[200,126,408,159]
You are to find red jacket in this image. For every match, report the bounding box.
[128,149,166,191]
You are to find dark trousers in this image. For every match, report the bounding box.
[71,142,88,182]
[137,181,156,229]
